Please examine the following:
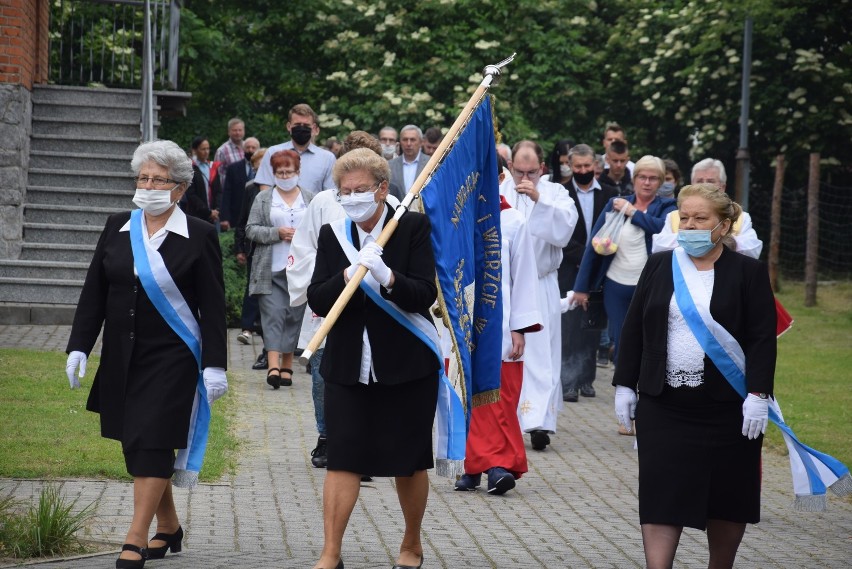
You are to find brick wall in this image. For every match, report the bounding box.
[0,0,49,89]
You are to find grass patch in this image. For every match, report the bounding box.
[0,484,96,558]
[0,349,239,481]
[766,281,852,467]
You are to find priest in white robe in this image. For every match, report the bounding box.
[500,141,578,450]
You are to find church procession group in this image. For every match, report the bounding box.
[63,96,849,569]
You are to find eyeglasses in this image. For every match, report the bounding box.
[512,169,540,179]
[134,176,179,188]
[635,175,660,183]
[338,181,381,197]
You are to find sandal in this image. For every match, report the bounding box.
[279,368,293,387]
[266,368,281,390]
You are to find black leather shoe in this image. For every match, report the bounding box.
[579,384,596,398]
[530,430,550,451]
[311,436,328,468]
[563,388,579,402]
[317,558,343,569]
[279,367,293,387]
[252,350,268,370]
[392,553,423,569]
[266,368,281,389]
[146,525,182,559]
[116,543,146,568]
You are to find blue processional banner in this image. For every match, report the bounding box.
[420,97,503,476]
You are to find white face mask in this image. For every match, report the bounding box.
[381,144,396,159]
[560,164,573,178]
[275,176,299,192]
[340,191,380,222]
[133,188,174,216]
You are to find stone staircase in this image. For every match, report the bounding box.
[0,85,149,323]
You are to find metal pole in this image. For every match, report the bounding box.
[141,0,155,141]
[168,0,181,89]
[734,17,753,209]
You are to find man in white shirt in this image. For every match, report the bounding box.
[652,157,763,258]
[388,125,429,199]
[255,103,336,193]
[500,140,578,451]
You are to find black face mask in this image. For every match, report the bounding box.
[573,170,595,185]
[290,124,313,146]
[244,151,254,162]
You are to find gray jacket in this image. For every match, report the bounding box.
[245,188,314,296]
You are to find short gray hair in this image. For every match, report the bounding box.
[131,140,193,183]
[567,143,595,163]
[497,143,512,161]
[332,147,391,188]
[633,155,666,180]
[228,117,244,129]
[691,157,727,184]
[400,124,422,138]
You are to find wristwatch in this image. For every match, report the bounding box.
[750,392,769,399]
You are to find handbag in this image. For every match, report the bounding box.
[580,290,608,331]
[591,209,628,255]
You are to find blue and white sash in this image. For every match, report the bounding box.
[672,248,851,510]
[330,218,466,477]
[130,209,210,488]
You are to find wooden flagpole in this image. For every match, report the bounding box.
[299,54,516,365]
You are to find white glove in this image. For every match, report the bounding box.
[742,393,769,439]
[203,367,228,404]
[358,242,393,288]
[560,291,579,313]
[65,351,87,389]
[614,386,638,433]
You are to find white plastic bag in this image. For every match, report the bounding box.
[591,209,628,255]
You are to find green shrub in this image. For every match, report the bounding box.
[219,231,247,328]
[0,485,96,559]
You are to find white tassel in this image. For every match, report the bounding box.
[172,469,199,489]
[792,494,826,512]
[435,459,465,479]
[829,472,852,497]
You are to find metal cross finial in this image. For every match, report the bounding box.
[482,53,517,86]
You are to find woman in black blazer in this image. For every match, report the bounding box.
[65,140,227,569]
[613,184,776,569]
[307,148,438,569]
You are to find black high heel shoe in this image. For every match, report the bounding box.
[146,525,183,559]
[115,543,146,568]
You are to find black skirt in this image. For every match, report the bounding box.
[636,384,763,530]
[325,372,439,477]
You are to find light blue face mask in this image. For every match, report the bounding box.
[658,181,676,197]
[677,220,723,257]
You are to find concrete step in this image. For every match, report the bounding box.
[27,186,135,209]
[33,100,142,123]
[29,150,131,173]
[24,203,122,226]
[32,116,141,139]
[0,259,89,281]
[0,277,82,305]
[27,168,133,191]
[32,84,142,107]
[23,222,103,245]
[20,242,96,263]
[0,302,77,325]
[31,134,139,156]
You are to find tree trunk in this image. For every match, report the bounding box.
[768,154,784,292]
[804,153,819,307]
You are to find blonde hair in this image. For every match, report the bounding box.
[332,147,390,187]
[677,183,742,239]
[632,155,665,181]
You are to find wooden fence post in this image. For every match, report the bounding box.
[768,154,784,292]
[804,153,820,307]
